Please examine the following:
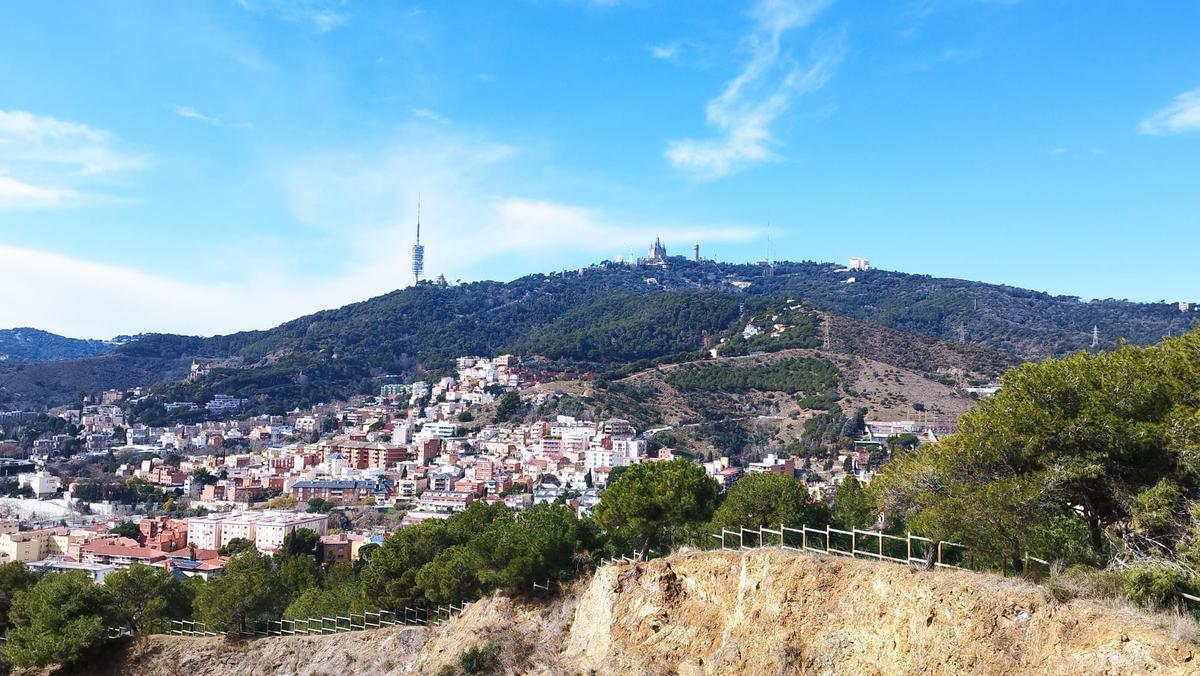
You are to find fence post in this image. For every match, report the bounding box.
[907,533,912,563]
[780,523,785,547]
[825,524,831,551]
[802,524,807,551]
[937,541,943,568]
[878,532,883,560]
[851,529,856,557]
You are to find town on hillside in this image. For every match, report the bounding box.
[0,333,943,580]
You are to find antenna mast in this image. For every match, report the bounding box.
[411,196,425,285]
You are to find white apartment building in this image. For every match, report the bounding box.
[187,510,329,552]
[18,470,61,498]
[422,422,458,439]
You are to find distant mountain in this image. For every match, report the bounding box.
[0,328,116,364]
[1,258,1195,411]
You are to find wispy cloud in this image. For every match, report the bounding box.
[0,126,762,336]
[410,107,449,124]
[0,109,144,209]
[650,42,681,61]
[0,175,79,209]
[278,130,762,279]
[1139,87,1200,136]
[235,0,347,33]
[173,104,220,125]
[665,0,842,179]
[0,109,146,175]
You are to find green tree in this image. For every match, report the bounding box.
[275,554,322,610]
[875,330,1200,568]
[218,537,255,557]
[709,473,829,534]
[414,545,486,605]
[280,527,322,560]
[357,542,380,563]
[360,520,452,609]
[493,392,523,423]
[307,497,334,513]
[105,563,186,633]
[4,571,115,668]
[284,580,360,619]
[109,520,141,540]
[284,561,362,619]
[594,459,719,557]
[832,476,876,531]
[195,550,278,632]
[480,504,585,590]
[0,561,38,633]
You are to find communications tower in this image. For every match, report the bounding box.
[411,199,425,284]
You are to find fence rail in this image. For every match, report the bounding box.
[52,520,1200,646]
[168,602,461,638]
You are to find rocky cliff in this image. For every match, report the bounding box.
[59,549,1199,675]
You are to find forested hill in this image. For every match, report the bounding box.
[0,328,115,363]
[1,258,1194,411]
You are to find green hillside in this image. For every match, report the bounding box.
[1,258,1194,412]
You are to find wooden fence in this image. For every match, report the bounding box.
[699,523,971,570]
[168,602,470,637]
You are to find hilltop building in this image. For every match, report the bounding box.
[643,236,668,266]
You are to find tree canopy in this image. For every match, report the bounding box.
[4,571,115,668]
[873,328,1200,580]
[709,472,828,533]
[594,458,719,556]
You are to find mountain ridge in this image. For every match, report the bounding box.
[0,328,118,364]
[1,258,1194,411]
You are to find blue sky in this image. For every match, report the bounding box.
[1,0,1198,337]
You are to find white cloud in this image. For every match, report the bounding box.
[665,0,841,179]
[173,104,220,125]
[410,107,449,124]
[277,131,762,284]
[235,0,347,33]
[0,127,761,336]
[1140,88,1200,135]
[650,42,681,61]
[0,243,347,337]
[0,175,78,209]
[0,109,146,175]
[0,109,145,209]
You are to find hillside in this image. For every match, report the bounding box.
[0,329,115,364]
[58,549,1199,675]
[2,258,1194,411]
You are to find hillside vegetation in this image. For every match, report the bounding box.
[1,259,1192,410]
[55,550,1200,676]
[0,329,114,364]
[872,326,1200,606]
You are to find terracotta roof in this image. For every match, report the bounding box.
[165,546,220,560]
[81,543,168,560]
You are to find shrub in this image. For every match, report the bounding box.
[459,640,501,675]
[1120,562,1192,609]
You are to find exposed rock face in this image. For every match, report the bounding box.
[564,550,1198,675]
[53,550,1198,676]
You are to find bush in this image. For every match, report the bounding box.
[1120,562,1193,609]
[459,640,501,675]
[1043,565,1123,603]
